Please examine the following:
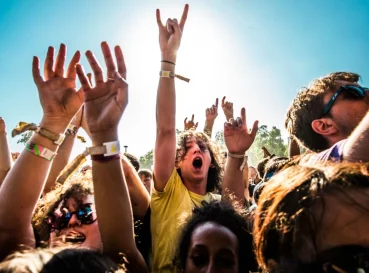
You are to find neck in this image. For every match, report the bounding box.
[182,177,208,195]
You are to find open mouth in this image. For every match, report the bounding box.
[63,232,86,244]
[192,157,203,169]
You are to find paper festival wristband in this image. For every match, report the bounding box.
[159,70,190,83]
[35,127,65,145]
[87,140,121,161]
[26,142,56,161]
[227,152,248,171]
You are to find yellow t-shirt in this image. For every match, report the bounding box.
[151,168,221,273]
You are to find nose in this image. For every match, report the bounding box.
[204,262,216,273]
[67,214,81,228]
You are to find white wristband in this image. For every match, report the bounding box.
[87,140,121,157]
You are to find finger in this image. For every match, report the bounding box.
[44,46,54,80]
[86,50,104,84]
[115,72,128,109]
[184,117,188,125]
[101,42,116,79]
[115,46,127,80]
[231,119,238,127]
[250,120,259,140]
[222,96,226,107]
[32,56,44,86]
[236,117,243,128]
[166,19,174,34]
[241,107,246,127]
[86,73,93,85]
[76,64,92,93]
[215,98,219,107]
[194,122,198,130]
[179,4,189,30]
[229,102,233,109]
[224,122,232,130]
[156,9,165,29]
[191,114,194,122]
[168,19,180,35]
[54,43,66,77]
[66,51,81,80]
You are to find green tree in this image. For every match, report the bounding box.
[139,149,154,170]
[16,131,33,145]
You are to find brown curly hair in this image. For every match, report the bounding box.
[254,162,369,272]
[32,172,94,245]
[285,72,360,152]
[175,131,223,193]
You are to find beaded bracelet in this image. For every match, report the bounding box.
[26,142,56,161]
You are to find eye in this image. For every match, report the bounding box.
[217,257,236,268]
[191,254,208,267]
[199,144,208,151]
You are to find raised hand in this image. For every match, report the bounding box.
[32,44,84,126]
[224,108,258,155]
[221,96,234,121]
[156,4,189,59]
[184,114,198,131]
[76,42,128,144]
[206,98,219,123]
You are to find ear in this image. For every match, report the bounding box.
[311,118,338,136]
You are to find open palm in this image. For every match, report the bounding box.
[76,42,128,137]
[33,44,83,122]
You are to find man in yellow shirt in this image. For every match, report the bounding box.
[153,4,258,273]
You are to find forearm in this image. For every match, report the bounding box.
[222,156,246,205]
[0,119,68,251]
[0,132,12,186]
[343,111,369,162]
[156,53,177,132]
[44,132,76,194]
[92,136,144,269]
[204,120,214,138]
[122,156,150,219]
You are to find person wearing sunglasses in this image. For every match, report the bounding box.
[285,72,369,163]
[254,162,369,273]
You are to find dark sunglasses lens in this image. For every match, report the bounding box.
[346,86,366,97]
[77,205,95,224]
[48,213,70,231]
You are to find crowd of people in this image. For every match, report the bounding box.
[0,4,368,273]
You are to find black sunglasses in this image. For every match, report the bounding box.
[321,85,368,117]
[47,203,97,232]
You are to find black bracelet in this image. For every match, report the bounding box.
[161,60,176,65]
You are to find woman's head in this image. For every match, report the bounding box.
[176,131,223,192]
[254,163,369,273]
[0,247,125,273]
[175,201,257,273]
[33,172,101,250]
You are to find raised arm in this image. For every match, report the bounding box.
[204,98,218,138]
[0,118,12,186]
[0,44,83,259]
[121,155,150,219]
[154,5,189,191]
[77,42,147,272]
[43,104,86,194]
[343,110,369,162]
[223,108,258,205]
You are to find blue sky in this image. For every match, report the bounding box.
[1,0,369,159]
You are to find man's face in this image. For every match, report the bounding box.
[321,80,369,138]
[177,137,212,184]
[139,174,152,194]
